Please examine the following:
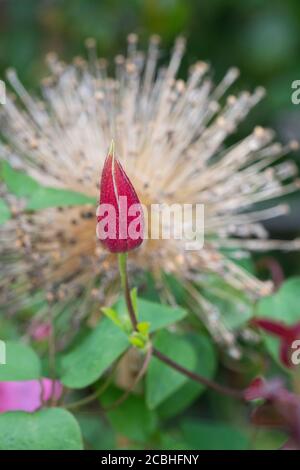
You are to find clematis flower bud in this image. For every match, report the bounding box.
[97,141,144,253]
[252,317,300,367]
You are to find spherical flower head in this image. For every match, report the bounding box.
[1,36,300,349]
[97,141,144,253]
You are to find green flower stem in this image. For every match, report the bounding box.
[117,252,244,401]
[118,252,127,291]
[118,253,138,330]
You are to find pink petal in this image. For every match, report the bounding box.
[30,323,52,341]
[0,379,62,413]
[244,377,284,401]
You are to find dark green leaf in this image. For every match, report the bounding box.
[101,387,158,443]
[158,333,217,419]
[181,420,249,450]
[146,330,198,409]
[76,414,115,450]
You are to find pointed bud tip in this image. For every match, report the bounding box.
[108,139,115,157]
[97,142,144,253]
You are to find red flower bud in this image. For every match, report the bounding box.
[252,318,300,367]
[97,141,144,253]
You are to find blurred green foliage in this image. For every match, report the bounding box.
[1,0,300,127]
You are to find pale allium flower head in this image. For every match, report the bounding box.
[0,35,299,352]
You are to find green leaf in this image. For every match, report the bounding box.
[136,272,160,302]
[146,330,198,409]
[0,341,41,381]
[26,187,95,210]
[256,277,300,367]
[0,408,83,450]
[163,273,187,304]
[1,162,96,209]
[102,307,123,329]
[129,333,146,349]
[59,317,130,389]
[181,420,249,450]
[101,387,158,443]
[158,333,217,419]
[0,199,10,224]
[137,322,150,334]
[76,414,115,450]
[115,297,187,333]
[1,161,39,197]
[0,317,19,340]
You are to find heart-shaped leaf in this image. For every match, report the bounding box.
[0,408,83,450]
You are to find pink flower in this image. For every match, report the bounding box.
[252,317,300,367]
[244,377,285,401]
[0,379,62,413]
[30,322,52,341]
[97,141,144,253]
[245,377,300,448]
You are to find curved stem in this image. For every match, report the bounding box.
[103,343,153,411]
[118,253,245,401]
[256,256,284,291]
[152,347,243,399]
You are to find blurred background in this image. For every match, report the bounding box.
[0,0,300,272]
[1,0,300,130]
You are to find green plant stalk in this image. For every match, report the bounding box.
[118,253,138,330]
[117,253,244,400]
